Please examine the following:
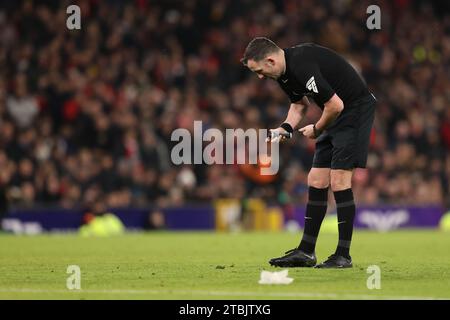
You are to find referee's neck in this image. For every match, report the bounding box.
[281,50,287,75]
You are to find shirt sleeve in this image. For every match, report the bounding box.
[293,63,335,106]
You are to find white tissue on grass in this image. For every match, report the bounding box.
[258,269,294,285]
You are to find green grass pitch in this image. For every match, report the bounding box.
[0,230,449,300]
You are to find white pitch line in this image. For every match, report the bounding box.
[0,288,448,300]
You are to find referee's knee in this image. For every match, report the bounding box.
[330,171,352,191]
[307,173,330,189]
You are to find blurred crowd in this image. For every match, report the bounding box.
[0,0,449,213]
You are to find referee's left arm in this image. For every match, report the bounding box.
[295,63,344,138]
[298,94,343,139]
[314,94,344,134]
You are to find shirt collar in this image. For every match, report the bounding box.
[279,48,291,81]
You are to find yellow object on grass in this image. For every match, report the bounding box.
[439,211,450,231]
[79,213,125,237]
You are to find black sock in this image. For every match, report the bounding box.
[298,186,328,254]
[334,188,355,259]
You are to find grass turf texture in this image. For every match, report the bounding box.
[0,230,449,300]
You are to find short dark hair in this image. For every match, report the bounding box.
[240,37,280,65]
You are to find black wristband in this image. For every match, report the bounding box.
[313,124,323,137]
[280,123,294,134]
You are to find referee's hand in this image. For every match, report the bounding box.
[299,124,317,139]
[266,127,292,143]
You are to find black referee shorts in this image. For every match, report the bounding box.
[312,93,376,170]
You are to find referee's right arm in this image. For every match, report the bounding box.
[284,96,310,130]
[267,97,310,143]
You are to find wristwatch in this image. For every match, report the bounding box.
[313,124,323,138]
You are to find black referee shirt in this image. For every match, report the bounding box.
[277,43,370,108]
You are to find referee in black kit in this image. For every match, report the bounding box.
[241,37,376,268]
